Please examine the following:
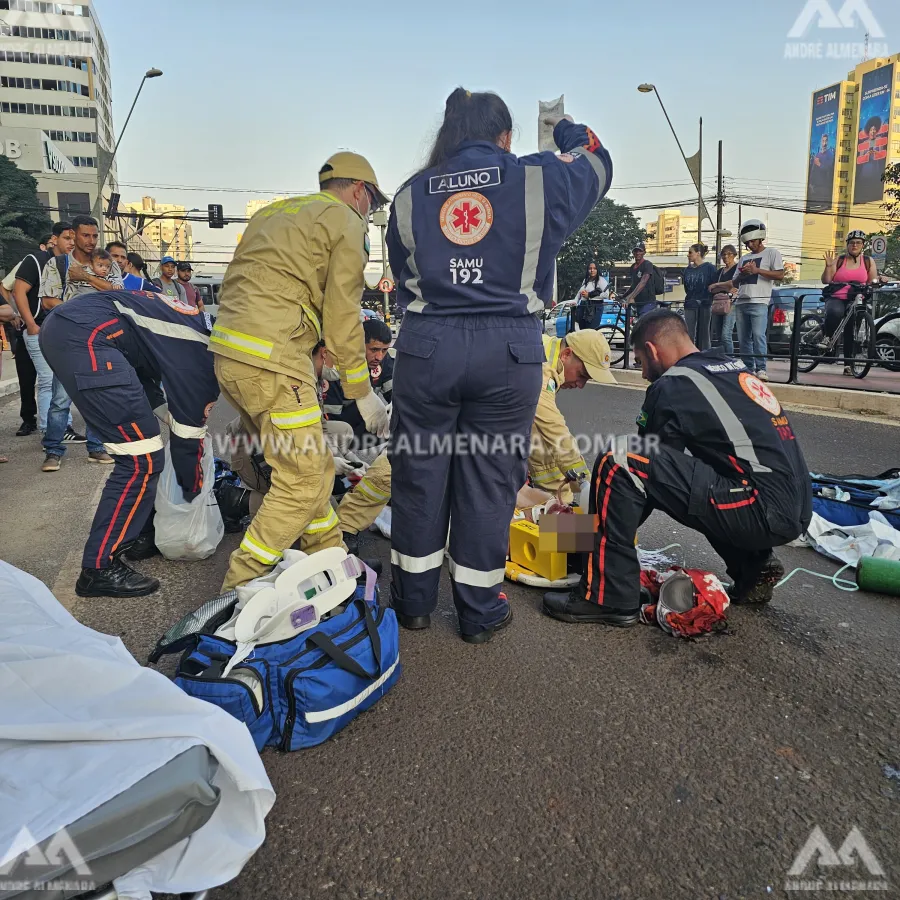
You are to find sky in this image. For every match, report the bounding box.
[95,0,900,273]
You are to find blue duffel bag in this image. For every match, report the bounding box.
[163,572,401,751]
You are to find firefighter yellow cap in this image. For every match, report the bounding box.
[318,152,389,205]
[565,330,617,385]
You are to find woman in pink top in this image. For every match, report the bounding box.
[821,230,879,375]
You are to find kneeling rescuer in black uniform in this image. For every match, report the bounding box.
[543,309,813,627]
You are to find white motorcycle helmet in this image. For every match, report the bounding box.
[739,219,767,246]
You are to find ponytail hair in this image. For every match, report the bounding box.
[423,88,513,172]
[689,242,709,258]
[127,251,148,278]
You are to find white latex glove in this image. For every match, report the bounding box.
[333,456,362,476]
[344,451,370,474]
[356,389,390,439]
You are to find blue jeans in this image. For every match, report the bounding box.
[43,374,105,458]
[735,303,768,373]
[24,331,71,431]
[711,307,737,356]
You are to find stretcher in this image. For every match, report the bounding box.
[1,747,220,900]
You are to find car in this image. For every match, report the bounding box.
[542,299,578,336]
[192,275,224,320]
[875,313,900,371]
[766,286,825,355]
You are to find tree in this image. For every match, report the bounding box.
[0,155,53,274]
[873,163,900,279]
[556,198,645,302]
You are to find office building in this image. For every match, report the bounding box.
[800,53,900,279]
[644,209,700,254]
[0,0,115,219]
[123,196,193,262]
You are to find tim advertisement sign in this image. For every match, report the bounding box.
[806,83,840,211]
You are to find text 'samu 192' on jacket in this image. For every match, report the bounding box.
[387,120,613,317]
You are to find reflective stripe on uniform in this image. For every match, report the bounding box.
[390,547,444,574]
[570,147,610,187]
[394,186,425,308]
[542,335,562,369]
[661,365,773,474]
[166,413,208,439]
[304,507,339,534]
[209,324,274,359]
[344,362,370,385]
[270,406,321,429]
[448,557,505,589]
[520,166,546,315]
[300,303,322,339]
[323,403,343,416]
[240,532,282,565]
[103,434,165,456]
[356,477,390,503]
[532,467,563,485]
[113,303,210,345]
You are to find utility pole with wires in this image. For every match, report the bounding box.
[715,140,724,261]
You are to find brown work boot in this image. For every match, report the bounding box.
[88,451,114,464]
[42,454,61,472]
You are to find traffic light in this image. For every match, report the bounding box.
[208,203,225,229]
[105,192,120,219]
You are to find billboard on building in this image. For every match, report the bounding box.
[853,64,893,206]
[806,84,840,212]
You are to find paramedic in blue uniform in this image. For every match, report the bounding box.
[386,88,612,644]
[39,289,219,598]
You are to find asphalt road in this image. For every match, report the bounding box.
[1,384,899,900]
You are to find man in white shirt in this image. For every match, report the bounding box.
[708,219,784,382]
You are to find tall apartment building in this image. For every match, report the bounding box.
[246,196,286,220]
[123,196,193,263]
[0,0,115,220]
[644,209,700,254]
[800,54,900,279]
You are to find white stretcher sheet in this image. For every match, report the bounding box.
[0,561,275,899]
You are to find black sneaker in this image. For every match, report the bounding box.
[16,422,37,437]
[542,590,639,627]
[63,427,87,443]
[75,557,160,598]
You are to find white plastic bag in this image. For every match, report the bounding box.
[154,440,224,560]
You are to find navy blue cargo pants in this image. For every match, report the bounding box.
[583,443,789,610]
[389,313,543,636]
[40,310,164,570]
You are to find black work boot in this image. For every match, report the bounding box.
[124,531,161,561]
[542,590,639,627]
[728,553,785,606]
[215,482,251,533]
[343,531,360,557]
[75,556,160,598]
[460,599,513,645]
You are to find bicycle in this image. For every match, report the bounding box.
[795,281,877,379]
[565,298,629,366]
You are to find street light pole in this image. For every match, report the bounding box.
[637,83,706,244]
[715,140,724,261]
[94,67,163,241]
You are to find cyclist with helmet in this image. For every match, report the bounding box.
[822,230,879,376]
[708,219,784,382]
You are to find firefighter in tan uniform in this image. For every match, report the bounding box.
[211,152,390,590]
[530,330,617,497]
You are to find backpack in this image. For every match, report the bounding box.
[836,254,871,272]
[650,263,666,295]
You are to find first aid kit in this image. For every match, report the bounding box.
[154,440,224,560]
[158,549,401,751]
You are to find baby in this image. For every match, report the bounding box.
[89,248,116,283]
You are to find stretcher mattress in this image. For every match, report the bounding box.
[0,747,220,900]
